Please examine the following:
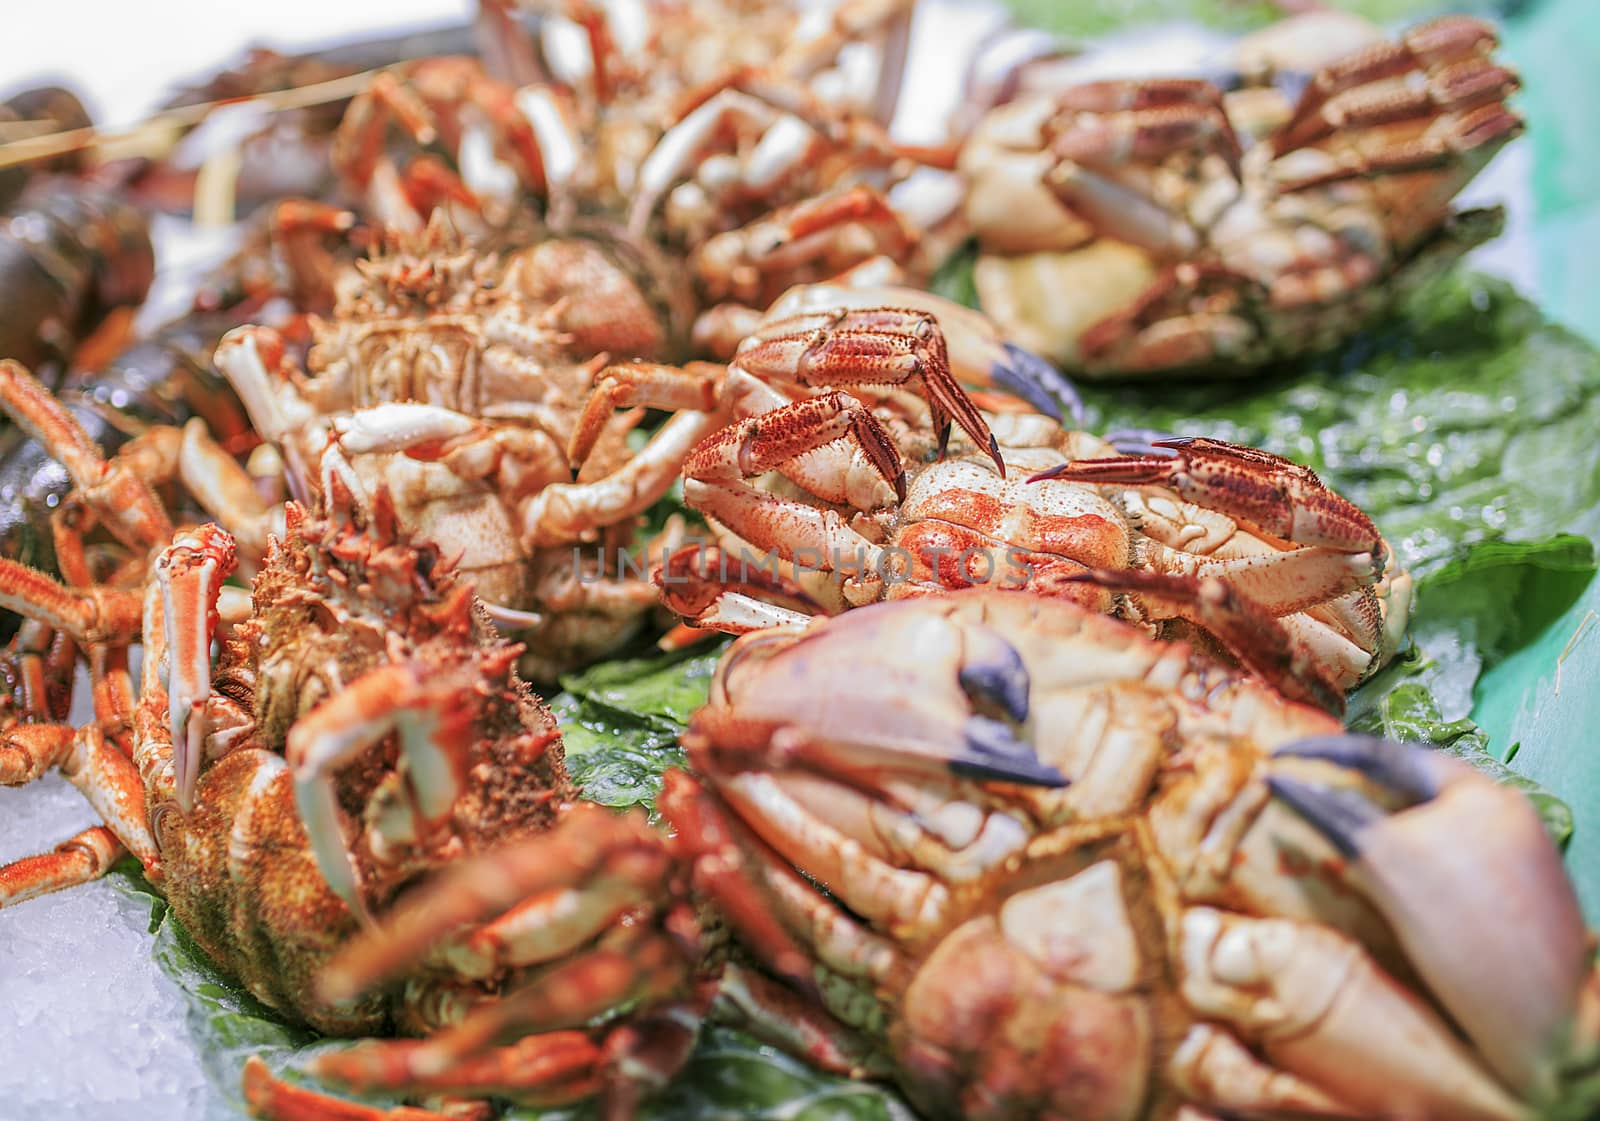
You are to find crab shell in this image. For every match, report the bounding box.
[668,590,1600,1121]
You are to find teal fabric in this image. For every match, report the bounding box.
[1473,0,1600,918]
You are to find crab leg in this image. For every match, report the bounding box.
[241,1057,469,1121]
[286,651,528,923]
[566,361,727,469]
[520,407,731,548]
[1273,101,1523,199]
[0,559,144,644]
[1178,906,1527,1121]
[734,310,1003,473]
[1032,437,1383,555]
[0,722,159,902]
[319,804,667,1001]
[1274,56,1519,157]
[692,186,916,306]
[655,542,820,635]
[1051,569,1345,712]
[1270,735,1597,1100]
[745,281,1082,421]
[1277,15,1500,151]
[660,769,904,998]
[0,826,125,907]
[155,525,238,813]
[1047,81,1242,178]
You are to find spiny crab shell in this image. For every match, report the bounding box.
[158,493,572,1035]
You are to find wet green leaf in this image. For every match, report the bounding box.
[550,643,725,815]
[1348,647,1574,846]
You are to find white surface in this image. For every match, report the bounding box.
[0,1,472,129]
[0,4,1539,1120]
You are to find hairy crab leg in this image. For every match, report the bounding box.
[1270,735,1599,1100]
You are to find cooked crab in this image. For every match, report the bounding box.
[663,394,1409,706]
[662,590,1600,1120]
[960,15,1521,380]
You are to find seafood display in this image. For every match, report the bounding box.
[2,488,702,1116]
[0,2,1594,1121]
[960,15,1523,379]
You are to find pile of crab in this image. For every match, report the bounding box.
[0,3,1596,1121]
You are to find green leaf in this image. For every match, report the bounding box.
[1348,648,1575,846]
[550,643,725,815]
[505,1028,909,1121]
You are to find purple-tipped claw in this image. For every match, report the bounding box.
[1270,735,1592,1099]
[955,716,1066,787]
[990,342,1083,424]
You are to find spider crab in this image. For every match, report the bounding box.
[661,359,1410,707]
[0,487,702,1119]
[662,590,1600,1120]
[959,14,1523,379]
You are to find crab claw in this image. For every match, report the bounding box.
[956,716,1065,786]
[958,635,1030,723]
[1030,437,1382,556]
[1270,735,1594,1099]
[696,600,1065,788]
[991,341,1081,424]
[155,526,238,813]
